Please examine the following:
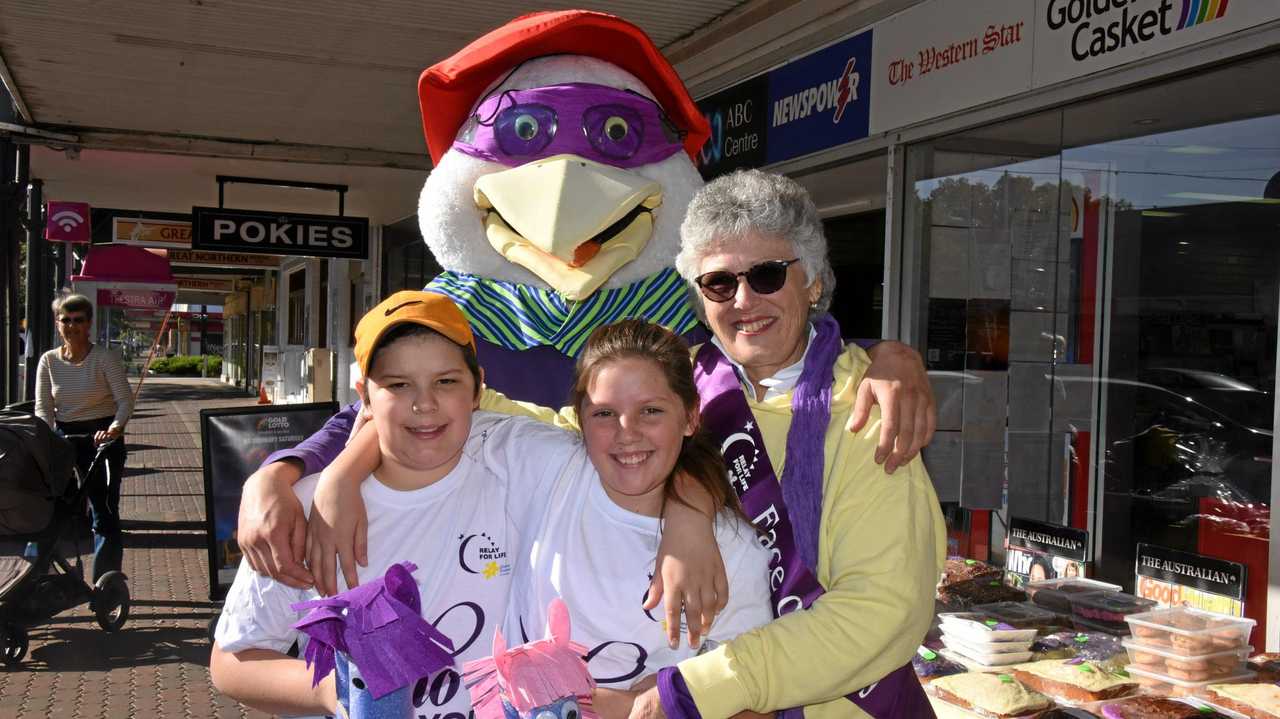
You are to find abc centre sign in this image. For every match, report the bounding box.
[192,206,369,260]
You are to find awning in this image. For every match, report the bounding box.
[72,245,177,311]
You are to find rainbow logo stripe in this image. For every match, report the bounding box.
[1177,0,1230,30]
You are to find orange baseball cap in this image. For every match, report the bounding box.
[418,10,710,165]
[354,291,475,376]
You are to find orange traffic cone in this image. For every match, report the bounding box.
[257,381,272,404]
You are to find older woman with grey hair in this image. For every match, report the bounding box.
[35,292,133,581]
[630,170,947,719]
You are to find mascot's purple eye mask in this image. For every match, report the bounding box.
[452,83,686,169]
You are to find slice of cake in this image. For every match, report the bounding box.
[1010,658,1137,703]
[1203,682,1280,719]
[1249,653,1280,681]
[1099,695,1227,718]
[931,672,1052,718]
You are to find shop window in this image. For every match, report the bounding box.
[796,154,889,341]
[381,216,442,296]
[823,212,885,339]
[287,267,306,346]
[318,260,329,348]
[904,52,1280,643]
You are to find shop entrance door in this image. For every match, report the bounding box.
[793,153,888,340]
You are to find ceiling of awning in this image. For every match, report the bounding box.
[0,0,750,168]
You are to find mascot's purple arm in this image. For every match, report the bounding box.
[260,330,708,474]
[260,326,877,476]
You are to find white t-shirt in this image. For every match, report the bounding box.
[500,433,774,688]
[216,412,566,719]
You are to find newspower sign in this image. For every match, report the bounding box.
[191,207,369,260]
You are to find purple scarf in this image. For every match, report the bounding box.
[680,316,932,719]
[780,315,841,572]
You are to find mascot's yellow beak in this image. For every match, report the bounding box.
[474,154,662,301]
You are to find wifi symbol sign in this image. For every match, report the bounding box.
[45,201,92,243]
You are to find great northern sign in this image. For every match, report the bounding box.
[192,207,368,260]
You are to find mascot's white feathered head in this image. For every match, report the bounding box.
[415,10,709,301]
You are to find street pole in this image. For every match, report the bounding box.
[22,178,44,401]
[0,139,21,406]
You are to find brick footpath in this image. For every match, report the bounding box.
[0,377,275,719]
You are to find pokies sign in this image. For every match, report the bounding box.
[192,207,369,260]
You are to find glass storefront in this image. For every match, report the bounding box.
[905,53,1280,640]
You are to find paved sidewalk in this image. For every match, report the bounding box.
[0,377,274,719]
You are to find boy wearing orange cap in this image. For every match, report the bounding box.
[211,291,564,718]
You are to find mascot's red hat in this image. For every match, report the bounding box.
[418,10,710,165]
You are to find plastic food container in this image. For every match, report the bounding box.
[939,612,1039,643]
[1121,639,1251,682]
[1068,592,1157,634]
[1124,607,1257,656]
[1123,664,1255,697]
[940,632,1033,655]
[973,601,1060,630]
[938,645,1035,669]
[1026,577,1123,613]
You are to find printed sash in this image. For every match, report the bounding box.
[692,342,932,719]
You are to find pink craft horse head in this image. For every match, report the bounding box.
[464,599,597,719]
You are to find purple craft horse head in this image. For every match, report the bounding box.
[464,599,597,719]
[292,561,456,716]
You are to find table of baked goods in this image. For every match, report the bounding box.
[915,558,1279,718]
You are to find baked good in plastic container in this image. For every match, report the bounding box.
[1123,664,1255,698]
[1009,658,1138,703]
[942,557,1005,588]
[1201,681,1280,718]
[1027,577,1124,613]
[939,612,1039,643]
[973,601,1060,630]
[939,637,1035,668]
[913,645,966,683]
[1069,592,1157,634]
[1030,631,1128,673]
[939,579,1029,609]
[1122,638,1250,681]
[1095,695,1231,718]
[1124,607,1256,656]
[1248,652,1280,681]
[930,671,1054,718]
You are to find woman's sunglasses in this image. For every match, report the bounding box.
[694,258,800,303]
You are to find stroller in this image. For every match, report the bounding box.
[0,407,131,666]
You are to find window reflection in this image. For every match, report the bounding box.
[906,54,1279,638]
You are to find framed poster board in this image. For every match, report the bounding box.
[1134,543,1247,617]
[200,402,338,600]
[1005,516,1089,587]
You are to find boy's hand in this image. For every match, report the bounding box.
[237,460,313,589]
[849,340,936,474]
[628,687,665,719]
[645,488,727,650]
[307,468,369,597]
[593,687,641,719]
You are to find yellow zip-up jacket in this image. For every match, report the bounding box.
[675,343,946,718]
[481,343,947,718]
